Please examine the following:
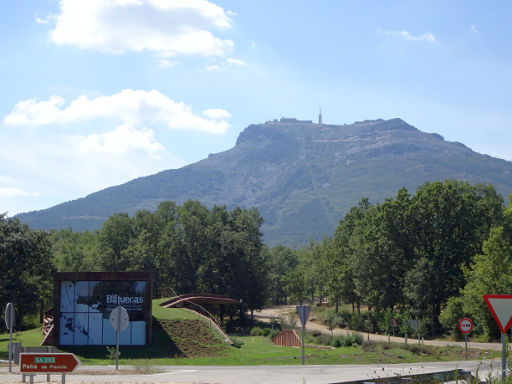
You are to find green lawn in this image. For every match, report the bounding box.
[152,298,205,321]
[0,300,499,366]
[0,328,44,360]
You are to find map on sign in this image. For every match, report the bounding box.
[483,294,512,333]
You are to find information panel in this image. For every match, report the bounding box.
[54,272,151,346]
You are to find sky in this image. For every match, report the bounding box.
[1,0,512,216]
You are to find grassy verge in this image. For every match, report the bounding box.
[0,299,500,366]
[1,330,498,366]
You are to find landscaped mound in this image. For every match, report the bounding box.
[157,318,228,358]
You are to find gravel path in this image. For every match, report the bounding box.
[253,306,501,351]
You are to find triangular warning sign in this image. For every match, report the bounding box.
[296,305,311,327]
[483,294,512,333]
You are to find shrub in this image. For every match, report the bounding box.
[439,296,465,339]
[278,311,298,330]
[362,341,376,351]
[268,329,280,339]
[350,313,363,331]
[337,310,351,328]
[324,310,339,335]
[347,332,363,346]
[331,336,344,348]
[250,326,262,336]
[315,334,331,346]
[231,338,244,348]
[262,327,272,337]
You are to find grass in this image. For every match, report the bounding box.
[0,299,500,366]
[151,298,206,321]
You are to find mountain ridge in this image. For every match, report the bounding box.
[17,117,512,246]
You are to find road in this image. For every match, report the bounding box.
[254,306,502,351]
[0,360,503,384]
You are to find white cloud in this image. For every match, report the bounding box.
[0,187,31,198]
[469,25,479,34]
[205,57,247,71]
[4,89,231,134]
[73,123,163,156]
[378,29,437,44]
[158,59,178,68]
[35,16,49,24]
[50,0,234,57]
[227,58,247,67]
[203,108,231,119]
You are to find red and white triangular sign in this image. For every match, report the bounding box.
[483,294,512,333]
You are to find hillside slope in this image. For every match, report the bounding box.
[18,118,512,246]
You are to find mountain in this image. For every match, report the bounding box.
[17,118,512,247]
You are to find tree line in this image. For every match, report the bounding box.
[1,201,268,328]
[273,180,512,339]
[2,179,511,339]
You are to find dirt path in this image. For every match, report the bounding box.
[253,306,501,351]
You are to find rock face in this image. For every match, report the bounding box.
[17,118,512,247]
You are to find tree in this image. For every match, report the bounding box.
[349,205,404,311]
[404,180,503,329]
[283,268,308,305]
[331,199,370,313]
[266,245,298,305]
[0,215,55,329]
[461,226,512,339]
[97,213,134,271]
[50,229,98,272]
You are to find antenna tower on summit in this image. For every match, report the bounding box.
[318,108,323,125]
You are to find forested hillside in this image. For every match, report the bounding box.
[17,118,512,246]
[4,180,512,340]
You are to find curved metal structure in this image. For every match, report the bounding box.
[160,293,239,308]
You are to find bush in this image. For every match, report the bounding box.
[278,311,297,330]
[347,332,363,346]
[324,310,339,335]
[250,326,263,336]
[439,296,465,339]
[268,329,280,339]
[337,310,351,328]
[331,336,344,348]
[350,313,364,331]
[262,327,272,337]
[315,334,331,346]
[231,338,244,348]
[362,341,377,351]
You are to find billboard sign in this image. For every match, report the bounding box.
[55,272,152,346]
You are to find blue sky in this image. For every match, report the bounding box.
[1,0,511,215]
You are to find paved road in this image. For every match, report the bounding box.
[0,360,503,384]
[254,306,502,351]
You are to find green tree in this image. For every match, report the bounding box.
[266,245,298,305]
[283,268,308,305]
[50,229,98,272]
[0,215,55,329]
[461,226,512,339]
[404,180,503,328]
[97,213,134,271]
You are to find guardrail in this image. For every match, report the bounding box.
[330,369,480,384]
